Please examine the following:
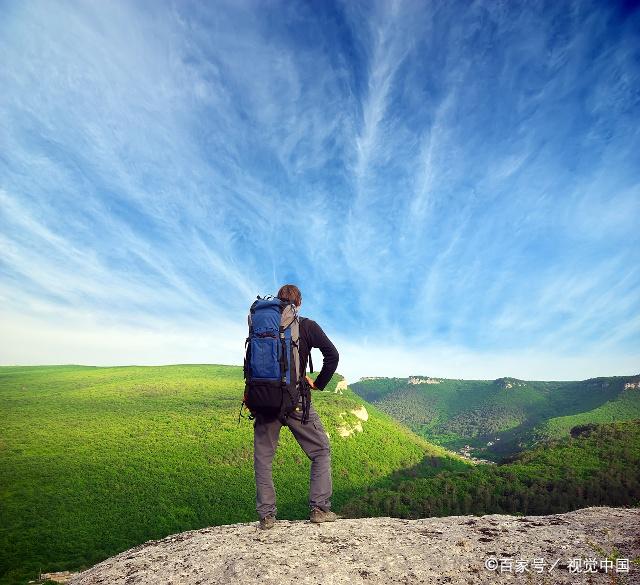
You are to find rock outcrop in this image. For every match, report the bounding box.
[494,377,526,390]
[69,506,639,584]
[335,380,348,394]
[337,405,369,437]
[408,376,441,385]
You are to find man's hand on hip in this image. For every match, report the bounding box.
[305,375,317,389]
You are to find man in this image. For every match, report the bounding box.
[253,284,340,529]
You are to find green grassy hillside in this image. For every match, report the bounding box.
[341,419,640,519]
[531,383,640,441]
[350,375,640,459]
[0,365,469,585]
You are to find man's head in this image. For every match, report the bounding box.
[277,284,302,307]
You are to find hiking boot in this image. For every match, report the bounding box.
[259,515,276,530]
[310,507,339,523]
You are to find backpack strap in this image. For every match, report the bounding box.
[301,378,311,424]
[282,304,300,386]
[288,308,311,424]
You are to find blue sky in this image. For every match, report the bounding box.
[1,0,639,381]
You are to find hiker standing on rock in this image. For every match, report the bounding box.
[243,284,339,529]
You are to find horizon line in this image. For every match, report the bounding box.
[1,361,638,384]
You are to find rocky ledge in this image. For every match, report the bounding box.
[70,506,639,584]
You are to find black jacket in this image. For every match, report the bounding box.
[298,317,339,390]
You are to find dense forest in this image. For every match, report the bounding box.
[341,419,640,518]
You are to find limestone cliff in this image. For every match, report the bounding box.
[68,506,639,584]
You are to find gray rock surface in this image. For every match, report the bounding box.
[69,506,639,584]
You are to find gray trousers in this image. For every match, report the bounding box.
[253,399,332,519]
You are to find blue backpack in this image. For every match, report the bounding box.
[242,296,311,424]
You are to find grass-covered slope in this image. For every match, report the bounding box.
[531,382,640,441]
[350,375,640,459]
[0,365,469,585]
[341,419,640,519]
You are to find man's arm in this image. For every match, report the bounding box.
[306,320,339,390]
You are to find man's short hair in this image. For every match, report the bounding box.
[277,284,302,307]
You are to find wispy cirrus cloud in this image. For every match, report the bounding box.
[1,0,638,380]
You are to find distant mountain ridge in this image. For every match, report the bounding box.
[350,373,640,460]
